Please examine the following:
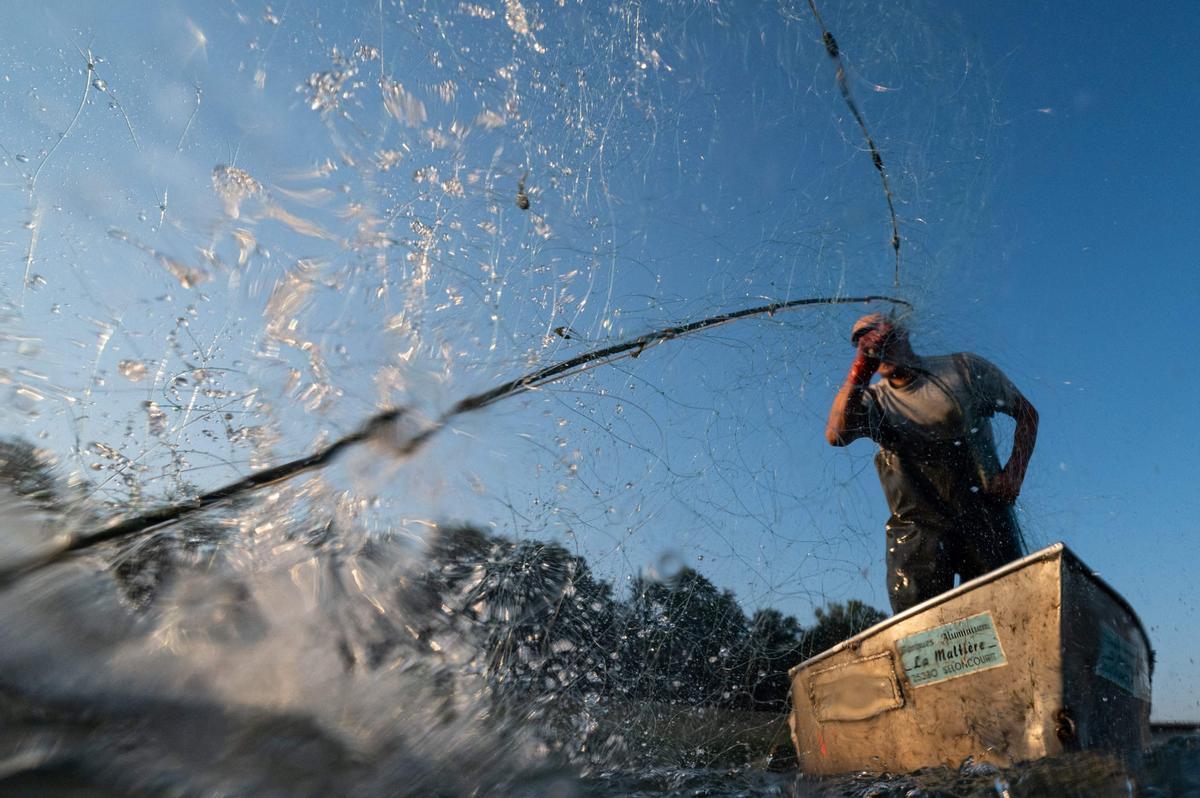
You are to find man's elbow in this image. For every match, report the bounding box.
[1020,398,1039,428]
[825,426,850,447]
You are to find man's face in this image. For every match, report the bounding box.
[851,313,910,373]
[877,358,900,378]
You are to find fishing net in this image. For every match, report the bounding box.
[0,1,1031,792]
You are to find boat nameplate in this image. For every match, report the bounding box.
[896,610,1007,688]
[1094,624,1151,700]
[808,652,904,722]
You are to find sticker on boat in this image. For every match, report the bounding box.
[807,652,905,722]
[1094,625,1152,700]
[896,611,1007,687]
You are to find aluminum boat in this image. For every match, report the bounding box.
[787,543,1152,774]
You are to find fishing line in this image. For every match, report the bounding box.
[806,0,903,290]
[0,294,910,586]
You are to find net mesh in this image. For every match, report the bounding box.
[0,0,1025,789]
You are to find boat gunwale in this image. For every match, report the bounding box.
[788,542,1153,678]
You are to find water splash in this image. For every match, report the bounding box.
[117,360,147,382]
[1,2,1194,795]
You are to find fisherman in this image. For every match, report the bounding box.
[825,313,1039,614]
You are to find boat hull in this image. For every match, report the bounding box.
[787,543,1151,775]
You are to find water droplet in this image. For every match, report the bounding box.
[118,360,148,382]
[212,164,264,219]
[15,153,29,163]
[143,401,168,435]
[92,78,108,92]
[87,441,123,461]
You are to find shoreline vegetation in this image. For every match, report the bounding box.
[3,436,1200,793]
[0,436,884,767]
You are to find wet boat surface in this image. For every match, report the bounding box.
[788,543,1152,775]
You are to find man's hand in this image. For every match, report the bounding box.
[849,331,888,384]
[982,469,1022,505]
[848,324,889,385]
[990,393,1038,506]
[851,314,893,347]
[827,313,895,446]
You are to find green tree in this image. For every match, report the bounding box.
[0,437,61,509]
[620,568,748,707]
[738,607,805,710]
[799,599,888,659]
[424,525,621,703]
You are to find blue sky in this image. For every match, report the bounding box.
[944,1,1200,721]
[0,1,1196,720]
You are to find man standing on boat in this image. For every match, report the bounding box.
[825,313,1039,614]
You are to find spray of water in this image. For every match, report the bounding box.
[7,3,1184,796]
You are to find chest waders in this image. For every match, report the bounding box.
[872,364,1025,614]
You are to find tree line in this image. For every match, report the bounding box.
[422,523,887,712]
[0,437,888,715]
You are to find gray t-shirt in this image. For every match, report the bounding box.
[863,353,1021,486]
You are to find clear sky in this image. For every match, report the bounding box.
[0,1,1196,721]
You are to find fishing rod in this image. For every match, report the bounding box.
[0,293,910,587]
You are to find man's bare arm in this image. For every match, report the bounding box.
[988,394,1039,503]
[825,332,883,446]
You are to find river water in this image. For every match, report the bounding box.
[0,485,1197,796]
